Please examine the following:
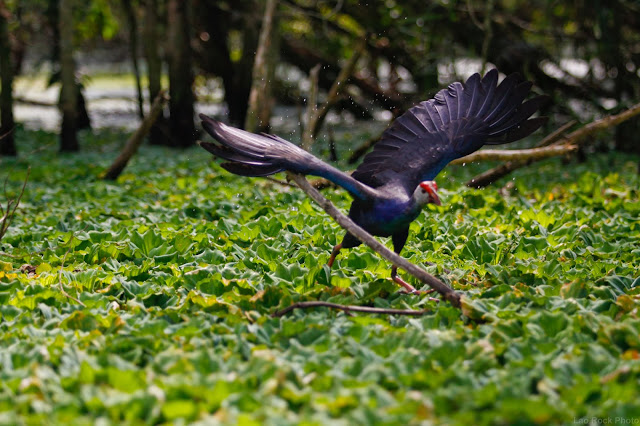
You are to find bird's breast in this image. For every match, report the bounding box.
[349,197,421,237]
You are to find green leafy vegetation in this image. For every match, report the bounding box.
[0,129,639,424]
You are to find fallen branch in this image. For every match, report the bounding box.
[452,144,577,164]
[102,90,168,180]
[272,301,431,317]
[463,101,640,188]
[286,172,462,308]
[551,101,640,148]
[462,121,576,188]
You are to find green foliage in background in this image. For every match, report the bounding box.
[0,129,639,424]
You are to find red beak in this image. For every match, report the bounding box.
[432,192,442,206]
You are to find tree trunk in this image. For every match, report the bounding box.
[227,16,258,128]
[142,0,168,145]
[58,0,79,152]
[191,1,258,128]
[244,0,278,133]
[121,0,144,120]
[167,0,195,147]
[0,2,16,156]
[615,119,640,155]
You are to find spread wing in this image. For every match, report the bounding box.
[351,70,548,193]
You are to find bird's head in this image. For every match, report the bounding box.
[414,181,441,206]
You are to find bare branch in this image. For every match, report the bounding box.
[463,101,640,188]
[536,120,577,147]
[314,35,368,132]
[552,101,640,148]
[452,144,577,165]
[286,172,462,308]
[272,301,432,317]
[264,176,296,188]
[102,90,168,180]
[301,35,368,150]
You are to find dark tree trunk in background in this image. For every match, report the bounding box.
[58,0,79,152]
[226,2,259,128]
[47,0,90,135]
[167,0,195,147]
[226,11,258,128]
[121,0,144,120]
[143,0,168,145]
[192,1,258,128]
[603,3,640,156]
[0,2,16,156]
[245,0,278,133]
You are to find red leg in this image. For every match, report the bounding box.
[327,243,342,268]
[391,265,437,296]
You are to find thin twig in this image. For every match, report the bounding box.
[301,35,368,150]
[286,172,462,308]
[347,131,383,164]
[272,300,432,317]
[264,176,296,188]
[312,35,368,135]
[0,167,30,241]
[0,251,21,258]
[536,120,576,147]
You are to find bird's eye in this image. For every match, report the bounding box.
[421,189,426,193]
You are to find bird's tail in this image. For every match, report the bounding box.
[198,114,376,199]
[198,115,311,177]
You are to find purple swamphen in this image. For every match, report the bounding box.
[199,69,547,293]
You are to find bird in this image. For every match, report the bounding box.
[198,69,547,293]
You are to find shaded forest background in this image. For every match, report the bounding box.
[0,0,639,160]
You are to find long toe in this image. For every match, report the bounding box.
[391,274,438,297]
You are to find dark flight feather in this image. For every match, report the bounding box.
[351,70,547,193]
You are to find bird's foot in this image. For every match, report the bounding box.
[391,275,439,301]
[327,243,342,268]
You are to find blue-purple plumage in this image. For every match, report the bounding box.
[199,69,548,280]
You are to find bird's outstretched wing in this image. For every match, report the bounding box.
[351,69,548,192]
[199,115,378,201]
